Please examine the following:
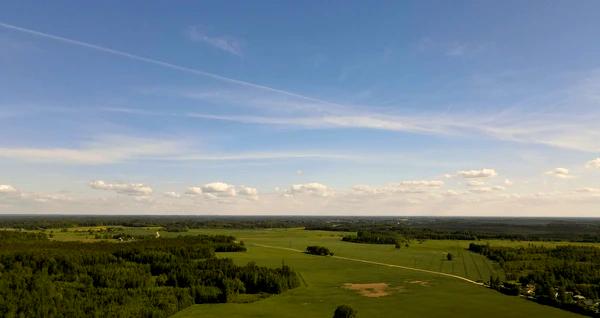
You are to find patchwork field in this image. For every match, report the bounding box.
[41,227,583,317]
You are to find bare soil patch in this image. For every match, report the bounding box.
[343,283,404,297]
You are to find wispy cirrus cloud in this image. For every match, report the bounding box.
[0,136,183,164]
[187,109,600,153]
[0,22,329,104]
[186,113,448,134]
[0,126,363,165]
[352,180,444,196]
[163,72,600,153]
[167,151,359,162]
[6,22,600,153]
[186,25,243,56]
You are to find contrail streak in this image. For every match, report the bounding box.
[0,21,340,108]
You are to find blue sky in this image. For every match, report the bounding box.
[1,1,600,215]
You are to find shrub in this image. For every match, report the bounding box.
[333,304,357,318]
[305,246,332,256]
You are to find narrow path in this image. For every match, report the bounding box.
[251,243,483,286]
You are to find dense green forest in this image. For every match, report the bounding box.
[309,217,600,242]
[0,231,300,317]
[341,231,414,248]
[342,231,398,245]
[469,243,600,316]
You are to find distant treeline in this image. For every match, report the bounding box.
[2,215,600,242]
[0,231,300,317]
[341,231,414,248]
[308,218,600,242]
[0,215,319,230]
[469,243,600,316]
[342,231,398,245]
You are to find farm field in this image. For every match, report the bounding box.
[35,226,589,317]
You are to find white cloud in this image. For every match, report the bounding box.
[163,191,181,198]
[586,158,600,169]
[545,168,572,179]
[186,186,203,195]
[0,184,17,193]
[200,182,237,197]
[186,182,258,200]
[2,179,600,216]
[187,25,242,56]
[238,186,258,198]
[466,180,486,187]
[287,183,334,197]
[89,180,153,196]
[457,169,498,178]
[351,184,379,195]
[0,184,74,205]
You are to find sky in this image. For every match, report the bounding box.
[1,0,600,216]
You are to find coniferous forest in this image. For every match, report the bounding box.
[0,231,300,318]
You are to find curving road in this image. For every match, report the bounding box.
[251,243,483,286]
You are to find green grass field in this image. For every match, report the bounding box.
[39,227,585,317]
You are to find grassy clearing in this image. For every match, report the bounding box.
[209,228,502,282]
